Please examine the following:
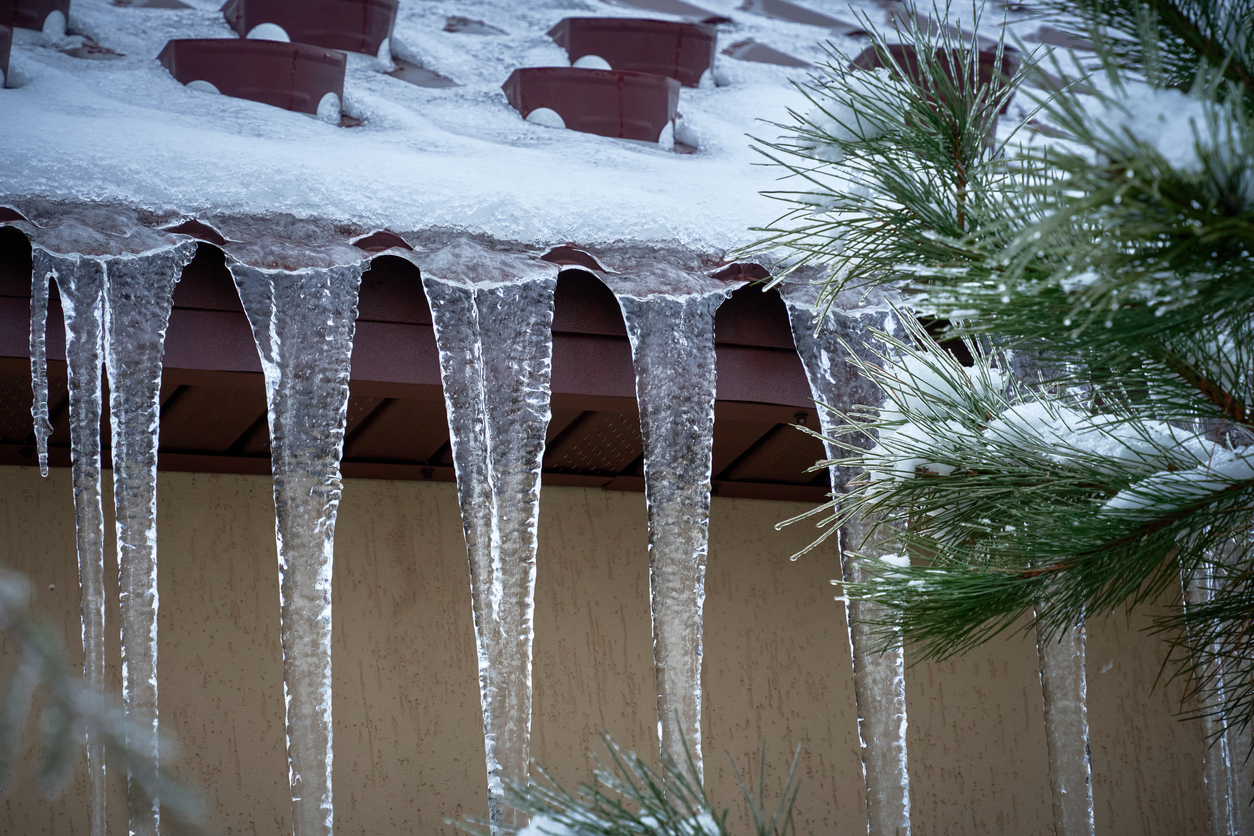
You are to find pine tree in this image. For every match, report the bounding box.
[750,0,1254,743]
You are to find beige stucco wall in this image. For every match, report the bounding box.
[0,465,1207,834]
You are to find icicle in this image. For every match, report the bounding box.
[1184,552,1254,836]
[1033,618,1094,836]
[229,256,364,836]
[1007,350,1095,836]
[596,259,742,785]
[420,239,557,831]
[32,248,109,836]
[102,242,196,836]
[29,256,52,477]
[1224,678,1254,836]
[778,279,911,836]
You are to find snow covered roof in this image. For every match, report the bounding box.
[0,0,1057,254]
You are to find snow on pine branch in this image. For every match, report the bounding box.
[832,321,1254,545]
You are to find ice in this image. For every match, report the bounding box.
[17,202,197,836]
[1184,554,1254,836]
[229,256,364,836]
[596,257,744,783]
[102,242,196,836]
[419,239,557,831]
[31,248,109,836]
[1008,356,1095,836]
[1034,619,1094,836]
[779,278,912,836]
[28,256,52,477]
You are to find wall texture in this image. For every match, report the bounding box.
[0,466,1207,835]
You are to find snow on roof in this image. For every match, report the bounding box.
[0,0,1054,254]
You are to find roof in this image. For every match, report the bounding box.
[0,0,1076,499]
[0,0,1062,249]
[0,220,836,500]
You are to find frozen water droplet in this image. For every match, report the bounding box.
[525,107,565,130]
[594,259,746,784]
[247,22,290,42]
[1035,617,1094,835]
[186,79,221,95]
[28,257,52,477]
[104,242,196,836]
[573,54,612,70]
[32,248,109,835]
[1182,558,1254,833]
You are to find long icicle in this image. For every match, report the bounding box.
[32,249,109,836]
[1009,352,1095,836]
[1185,544,1254,836]
[779,280,912,836]
[421,239,556,831]
[28,255,52,477]
[229,258,364,836]
[597,258,740,785]
[102,242,196,836]
[1034,619,1093,836]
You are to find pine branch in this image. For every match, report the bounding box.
[1145,0,1254,97]
[749,0,1254,733]
[1153,345,1254,429]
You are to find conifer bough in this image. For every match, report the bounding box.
[749,0,1254,738]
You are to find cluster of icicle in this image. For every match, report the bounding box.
[20,205,371,836]
[30,233,197,836]
[13,201,1160,836]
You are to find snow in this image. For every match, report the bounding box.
[1103,448,1254,520]
[674,812,720,835]
[863,347,1249,498]
[797,66,910,164]
[1086,85,1245,180]
[516,815,577,836]
[518,811,719,835]
[0,0,1061,252]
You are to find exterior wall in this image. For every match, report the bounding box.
[0,466,1207,835]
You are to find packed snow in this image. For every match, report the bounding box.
[0,0,1069,252]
